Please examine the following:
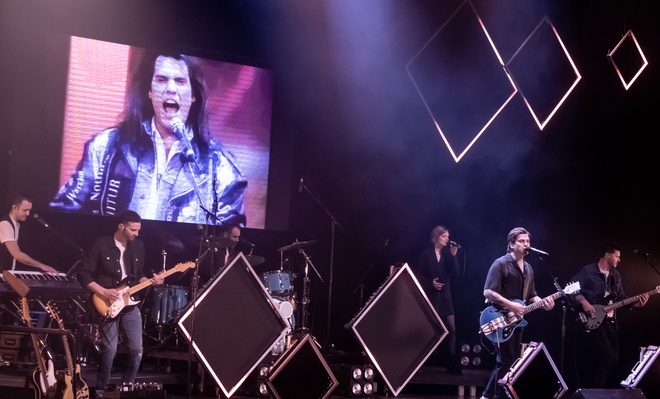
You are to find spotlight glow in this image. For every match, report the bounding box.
[363,366,374,381]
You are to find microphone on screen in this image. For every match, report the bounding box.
[170,117,196,163]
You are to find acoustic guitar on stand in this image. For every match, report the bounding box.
[91,261,195,319]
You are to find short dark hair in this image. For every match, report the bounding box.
[507,227,530,252]
[598,241,621,258]
[221,222,240,235]
[7,192,32,210]
[118,210,142,225]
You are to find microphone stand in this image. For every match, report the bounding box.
[297,247,324,332]
[352,240,390,307]
[299,177,343,346]
[32,215,86,276]
[535,252,570,375]
[636,252,660,278]
[186,165,220,399]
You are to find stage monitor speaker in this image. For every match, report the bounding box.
[177,253,289,398]
[266,333,338,399]
[345,263,447,396]
[500,341,568,399]
[621,345,660,398]
[571,389,646,399]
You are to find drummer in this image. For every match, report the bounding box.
[198,222,241,284]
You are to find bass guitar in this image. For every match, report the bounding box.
[45,301,90,399]
[480,281,580,343]
[578,286,660,330]
[91,261,195,319]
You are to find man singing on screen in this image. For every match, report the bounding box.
[50,51,247,226]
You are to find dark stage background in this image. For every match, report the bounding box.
[2,0,660,390]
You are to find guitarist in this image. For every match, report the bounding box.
[480,227,555,399]
[77,211,164,398]
[569,241,648,389]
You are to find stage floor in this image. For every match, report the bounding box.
[0,360,491,399]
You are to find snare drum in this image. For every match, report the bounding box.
[147,285,189,325]
[261,270,292,296]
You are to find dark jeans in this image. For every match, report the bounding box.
[96,306,143,393]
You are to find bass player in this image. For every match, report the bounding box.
[480,227,555,399]
[77,211,164,398]
[569,241,648,389]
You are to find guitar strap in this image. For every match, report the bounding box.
[522,264,531,302]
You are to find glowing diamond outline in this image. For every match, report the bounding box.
[406,0,518,163]
[505,16,581,131]
[607,29,648,91]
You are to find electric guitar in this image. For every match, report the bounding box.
[578,286,660,330]
[480,281,581,343]
[45,301,90,399]
[20,297,63,399]
[91,261,195,319]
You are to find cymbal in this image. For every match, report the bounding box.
[277,240,317,252]
[157,231,185,254]
[245,255,266,267]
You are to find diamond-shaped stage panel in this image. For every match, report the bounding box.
[505,16,581,130]
[346,264,448,396]
[266,333,339,399]
[608,29,649,90]
[177,253,289,398]
[406,0,518,163]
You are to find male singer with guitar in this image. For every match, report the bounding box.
[77,211,164,398]
[570,241,648,389]
[480,227,554,399]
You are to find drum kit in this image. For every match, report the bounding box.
[141,232,319,355]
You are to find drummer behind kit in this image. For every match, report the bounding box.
[136,235,318,358]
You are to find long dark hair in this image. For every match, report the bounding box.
[117,50,211,159]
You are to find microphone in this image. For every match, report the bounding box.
[170,117,196,162]
[32,213,49,228]
[241,238,256,248]
[526,247,549,257]
[633,249,651,258]
[298,176,304,193]
[449,241,461,248]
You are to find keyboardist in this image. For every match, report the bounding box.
[0,192,58,274]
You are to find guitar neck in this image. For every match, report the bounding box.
[21,298,50,388]
[604,288,660,313]
[54,315,74,375]
[524,291,564,314]
[127,268,178,296]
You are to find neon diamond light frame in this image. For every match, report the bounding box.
[406,0,518,163]
[505,16,581,131]
[607,29,649,90]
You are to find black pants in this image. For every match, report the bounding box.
[574,320,619,388]
[482,328,523,399]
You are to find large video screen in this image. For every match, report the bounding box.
[49,36,272,228]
